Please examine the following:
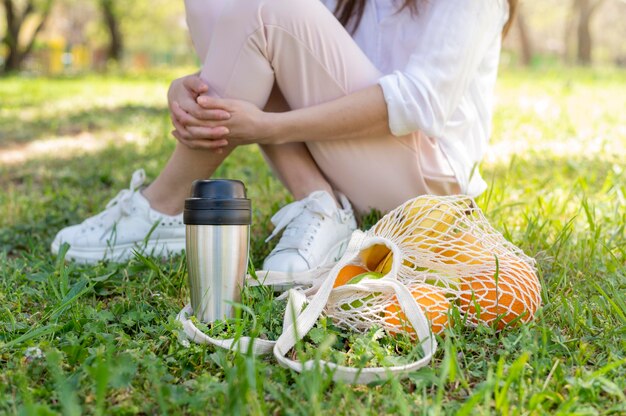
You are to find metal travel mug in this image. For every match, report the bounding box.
[183,179,251,323]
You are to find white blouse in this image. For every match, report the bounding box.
[322,0,509,196]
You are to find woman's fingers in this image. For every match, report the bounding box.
[172,101,229,142]
[172,130,229,152]
[176,101,231,123]
[197,95,230,110]
[172,102,201,127]
[172,103,192,126]
[172,120,228,142]
[182,75,209,95]
[197,108,231,121]
[171,115,192,140]
[186,125,229,139]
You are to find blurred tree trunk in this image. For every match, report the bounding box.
[99,0,122,63]
[515,7,533,66]
[574,0,606,65]
[1,0,53,73]
[563,0,578,63]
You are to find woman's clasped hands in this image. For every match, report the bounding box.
[168,74,274,152]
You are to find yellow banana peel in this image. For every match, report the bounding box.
[360,244,391,271]
[375,251,394,274]
[401,202,457,251]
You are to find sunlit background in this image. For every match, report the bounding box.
[1,0,626,75]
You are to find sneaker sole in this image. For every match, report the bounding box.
[50,238,186,264]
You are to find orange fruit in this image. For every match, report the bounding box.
[384,284,451,336]
[459,258,540,330]
[333,265,368,288]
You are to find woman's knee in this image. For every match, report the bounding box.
[185,0,228,21]
[261,0,334,25]
[221,0,331,28]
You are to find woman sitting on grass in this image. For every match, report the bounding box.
[52,0,517,271]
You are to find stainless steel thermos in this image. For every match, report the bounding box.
[183,179,251,323]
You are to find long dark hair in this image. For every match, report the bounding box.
[334,0,518,37]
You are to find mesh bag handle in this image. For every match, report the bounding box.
[272,231,437,384]
[176,247,330,354]
[176,289,308,356]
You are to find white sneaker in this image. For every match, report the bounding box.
[50,169,185,264]
[262,190,357,273]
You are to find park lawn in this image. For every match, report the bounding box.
[0,67,625,415]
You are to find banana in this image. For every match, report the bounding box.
[432,230,485,265]
[403,201,457,248]
[372,196,486,268]
[360,244,391,271]
[375,251,394,274]
[375,196,435,237]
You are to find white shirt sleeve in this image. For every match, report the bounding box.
[378,0,506,138]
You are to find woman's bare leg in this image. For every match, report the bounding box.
[142,143,234,215]
[260,143,334,201]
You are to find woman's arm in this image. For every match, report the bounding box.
[266,85,391,144]
[185,85,391,148]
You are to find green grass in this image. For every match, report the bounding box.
[1,67,625,415]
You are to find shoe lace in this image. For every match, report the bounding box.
[85,169,147,226]
[265,193,337,251]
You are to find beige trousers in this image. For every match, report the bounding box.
[185,0,460,214]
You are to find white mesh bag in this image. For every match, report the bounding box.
[327,195,542,334]
[178,195,542,384]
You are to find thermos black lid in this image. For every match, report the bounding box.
[184,179,251,225]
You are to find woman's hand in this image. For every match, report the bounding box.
[173,84,391,150]
[178,96,276,150]
[190,96,275,149]
[167,74,232,151]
